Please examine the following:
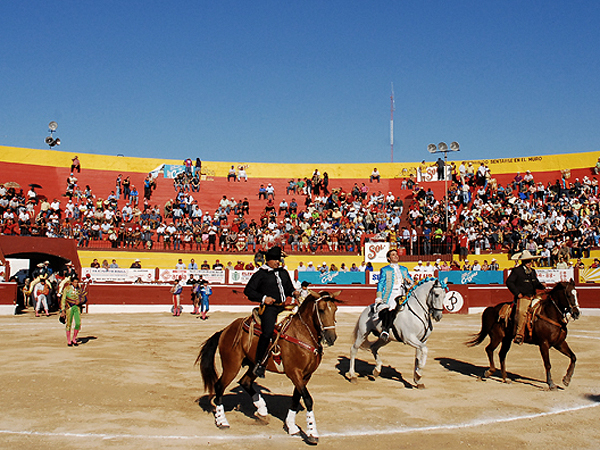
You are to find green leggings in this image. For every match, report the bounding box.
[66,305,81,331]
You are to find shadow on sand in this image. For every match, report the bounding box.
[335,355,413,388]
[435,357,554,390]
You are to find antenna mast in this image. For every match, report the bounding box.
[390,83,395,162]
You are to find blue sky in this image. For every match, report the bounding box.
[1,1,599,164]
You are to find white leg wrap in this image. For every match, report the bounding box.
[214,404,230,428]
[252,393,269,417]
[285,409,301,435]
[306,410,319,438]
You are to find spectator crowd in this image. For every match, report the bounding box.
[2,158,600,268]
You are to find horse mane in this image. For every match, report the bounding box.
[405,276,437,299]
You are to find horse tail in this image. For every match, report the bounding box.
[196,330,223,395]
[465,306,495,347]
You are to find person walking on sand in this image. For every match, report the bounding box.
[60,276,84,346]
[171,276,185,316]
[199,280,212,320]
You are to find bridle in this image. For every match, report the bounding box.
[298,295,336,349]
[548,282,578,321]
[405,280,444,341]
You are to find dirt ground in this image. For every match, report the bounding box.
[0,307,599,450]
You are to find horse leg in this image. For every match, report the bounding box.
[497,335,513,383]
[348,333,364,383]
[370,339,387,377]
[483,328,502,378]
[554,340,576,387]
[284,387,302,436]
[213,336,245,428]
[289,371,318,444]
[412,342,428,389]
[539,341,557,390]
[238,369,269,422]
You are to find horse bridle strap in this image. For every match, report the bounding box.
[279,332,320,355]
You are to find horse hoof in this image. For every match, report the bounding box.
[305,435,319,445]
[562,377,571,387]
[216,422,230,429]
[548,384,559,391]
[502,379,512,384]
[416,383,426,390]
[372,367,381,377]
[483,369,493,378]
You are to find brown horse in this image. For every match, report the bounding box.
[197,291,340,444]
[466,280,580,390]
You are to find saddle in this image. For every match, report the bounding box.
[243,306,318,373]
[498,300,543,339]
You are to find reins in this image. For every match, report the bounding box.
[296,296,336,354]
[403,281,443,342]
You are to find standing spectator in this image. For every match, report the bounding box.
[116,174,122,199]
[33,275,51,317]
[122,176,131,201]
[170,277,185,316]
[436,158,445,181]
[199,280,212,320]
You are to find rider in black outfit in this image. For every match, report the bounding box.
[244,246,296,378]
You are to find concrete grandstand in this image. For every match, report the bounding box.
[1,145,600,272]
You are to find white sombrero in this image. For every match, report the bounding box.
[511,250,541,261]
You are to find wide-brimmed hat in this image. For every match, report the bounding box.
[511,250,541,261]
[265,246,285,261]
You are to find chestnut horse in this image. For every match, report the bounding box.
[197,291,340,444]
[466,280,580,390]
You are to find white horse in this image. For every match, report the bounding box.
[348,277,446,388]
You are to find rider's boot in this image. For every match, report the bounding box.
[253,337,270,378]
[380,308,393,341]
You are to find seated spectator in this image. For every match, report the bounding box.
[238,166,248,182]
[227,165,237,182]
[370,168,380,183]
[257,185,267,200]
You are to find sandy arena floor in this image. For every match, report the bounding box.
[0,307,599,450]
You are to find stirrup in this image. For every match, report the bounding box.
[380,330,390,341]
[253,364,266,378]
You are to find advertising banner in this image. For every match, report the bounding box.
[368,270,435,285]
[157,269,226,284]
[82,268,155,283]
[441,271,503,285]
[364,242,390,263]
[579,267,600,283]
[298,271,365,285]
[229,269,258,284]
[535,268,575,284]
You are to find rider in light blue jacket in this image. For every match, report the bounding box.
[376,248,413,340]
